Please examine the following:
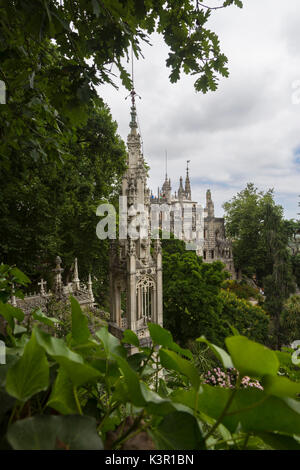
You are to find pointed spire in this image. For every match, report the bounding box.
[88,273,94,303]
[53,256,63,293]
[178,176,185,200]
[73,257,80,291]
[11,283,17,307]
[126,46,141,134]
[185,160,191,200]
[206,189,215,218]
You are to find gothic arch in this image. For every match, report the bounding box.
[136,276,156,321]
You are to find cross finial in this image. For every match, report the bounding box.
[38,278,47,295]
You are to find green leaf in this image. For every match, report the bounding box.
[0,301,24,329]
[114,355,146,407]
[262,375,300,398]
[225,336,279,377]
[0,389,16,418]
[159,348,199,389]
[173,386,300,436]
[7,415,103,450]
[10,267,30,285]
[96,327,125,359]
[151,411,204,450]
[148,322,173,346]
[71,296,90,344]
[6,330,49,401]
[148,322,192,359]
[197,336,234,369]
[122,329,139,347]
[47,367,78,415]
[258,432,300,450]
[34,328,100,387]
[140,382,193,416]
[33,308,61,328]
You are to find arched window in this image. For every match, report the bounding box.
[136,276,155,321]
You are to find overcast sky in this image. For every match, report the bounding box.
[99,0,300,219]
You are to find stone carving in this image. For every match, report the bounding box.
[109,92,163,352]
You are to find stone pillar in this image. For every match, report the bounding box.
[127,239,137,331]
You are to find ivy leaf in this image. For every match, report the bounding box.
[114,355,146,407]
[70,296,90,344]
[0,302,24,330]
[173,386,300,436]
[225,336,279,377]
[148,322,192,359]
[6,329,49,401]
[47,367,78,415]
[262,375,300,398]
[151,411,205,450]
[34,328,100,387]
[96,327,126,359]
[122,329,139,348]
[7,415,103,450]
[197,336,234,369]
[159,348,199,389]
[33,308,61,328]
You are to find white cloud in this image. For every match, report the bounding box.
[98,0,300,219]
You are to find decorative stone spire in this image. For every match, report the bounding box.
[11,283,17,307]
[185,160,191,200]
[53,256,63,293]
[88,274,94,303]
[72,257,80,291]
[162,174,171,201]
[178,176,185,200]
[206,189,215,218]
[129,91,138,133]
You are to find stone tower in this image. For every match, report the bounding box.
[109,93,163,349]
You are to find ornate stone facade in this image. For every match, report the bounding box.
[10,256,95,316]
[109,95,163,349]
[152,167,240,280]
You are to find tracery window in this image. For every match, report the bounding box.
[136,276,155,321]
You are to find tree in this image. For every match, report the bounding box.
[219,290,269,346]
[223,183,283,283]
[284,219,300,288]
[263,203,296,348]
[0,0,243,165]
[280,295,300,346]
[223,184,296,348]
[0,99,127,305]
[162,237,228,345]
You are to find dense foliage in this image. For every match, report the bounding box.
[162,237,227,345]
[1,268,300,451]
[0,0,244,164]
[223,183,296,348]
[218,290,269,345]
[0,100,126,305]
[280,295,300,347]
[162,238,269,347]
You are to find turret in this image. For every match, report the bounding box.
[206,189,215,218]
